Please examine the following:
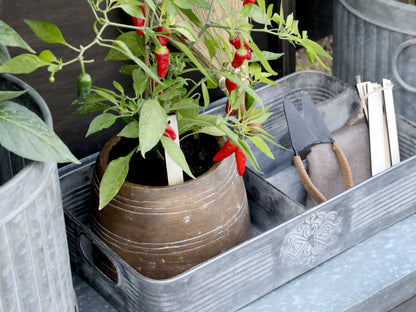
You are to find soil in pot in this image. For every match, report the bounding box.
[91,134,251,280]
[109,133,219,186]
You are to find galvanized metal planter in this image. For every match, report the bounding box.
[60,71,416,312]
[333,0,416,121]
[0,74,77,312]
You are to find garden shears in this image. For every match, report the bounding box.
[283,92,354,204]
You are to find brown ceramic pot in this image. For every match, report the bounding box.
[91,136,251,279]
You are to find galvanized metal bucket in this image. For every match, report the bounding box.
[0,74,77,312]
[333,0,416,121]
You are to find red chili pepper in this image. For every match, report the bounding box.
[243,42,252,60]
[232,48,248,68]
[243,0,256,6]
[163,123,177,140]
[213,139,238,162]
[229,35,241,49]
[154,46,170,78]
[235,148,246,176]
[131,6,145,35]
[225,78,238,115]
[157,26,170,46]
[225,78,238,93]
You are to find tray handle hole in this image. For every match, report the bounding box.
[79,233,119,284]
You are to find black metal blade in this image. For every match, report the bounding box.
[301,91,334,144]
[283,97,319,156]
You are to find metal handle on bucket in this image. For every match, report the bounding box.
[392,39,416,93]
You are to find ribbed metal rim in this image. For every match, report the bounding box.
[339,0,416,36]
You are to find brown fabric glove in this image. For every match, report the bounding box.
[305,119,371,208]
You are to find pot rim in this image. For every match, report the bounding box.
[339,0,416,37]
[97,135,230,191]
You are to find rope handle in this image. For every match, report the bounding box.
[332,141,354,190]
[293,155,326,204]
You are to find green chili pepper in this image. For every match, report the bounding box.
[77,72,92,103]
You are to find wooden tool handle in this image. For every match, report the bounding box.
[332,141,354,190]
[293,155,326,205]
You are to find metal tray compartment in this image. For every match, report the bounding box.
[60,71,416,312]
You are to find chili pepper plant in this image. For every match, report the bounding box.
[0,0,330,209]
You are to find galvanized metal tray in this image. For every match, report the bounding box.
[60,71,416,312]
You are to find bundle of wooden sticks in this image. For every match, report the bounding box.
[356,77,400,176]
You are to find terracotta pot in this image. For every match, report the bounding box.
[91,136,251,279]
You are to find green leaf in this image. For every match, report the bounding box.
[199,126,224,136]
[166,2,179,17]
[248,136,274,159]
[86,113,118,136]
[178,114,216,134]
[99,149,134,209]
[120,64,139,75]
[251,50,284,62]
[139,99,167,156]
[173,0,193,10]
[0,101,79,163]
[0,54,49,74]
[116,0,152,15]
[176,20,198,41]
[0,20,35,53]
[119,4,145,16]
[240,4,253,17]
[170,98,200,111]
[113,81,124,94]
[93,89,119,105]
[159,86,186,101]
[38,50,57,63]
[286,13,294,29]
[266,3,274,19]
[24,20,67,45]
[160,136,194,178]
[246,107,273,124]
[143,0,156,12]
[74,101,108,115]
[105,32,144,61]
[204,37,217,60]
[0,90,27,101]
[216,0,228,14]
[118,120,139,138]
[47,63,60,73]
[179,9,203,28]
[238,138,261,172]
[132,69,147,96]
[0,45,10,64]
[201,81,209,108]
[257,0,266,12]
[248,42,277,76]
[247,5,270,25]
[192,0,211,10]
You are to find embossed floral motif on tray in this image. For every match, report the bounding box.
[280,211,342,267]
